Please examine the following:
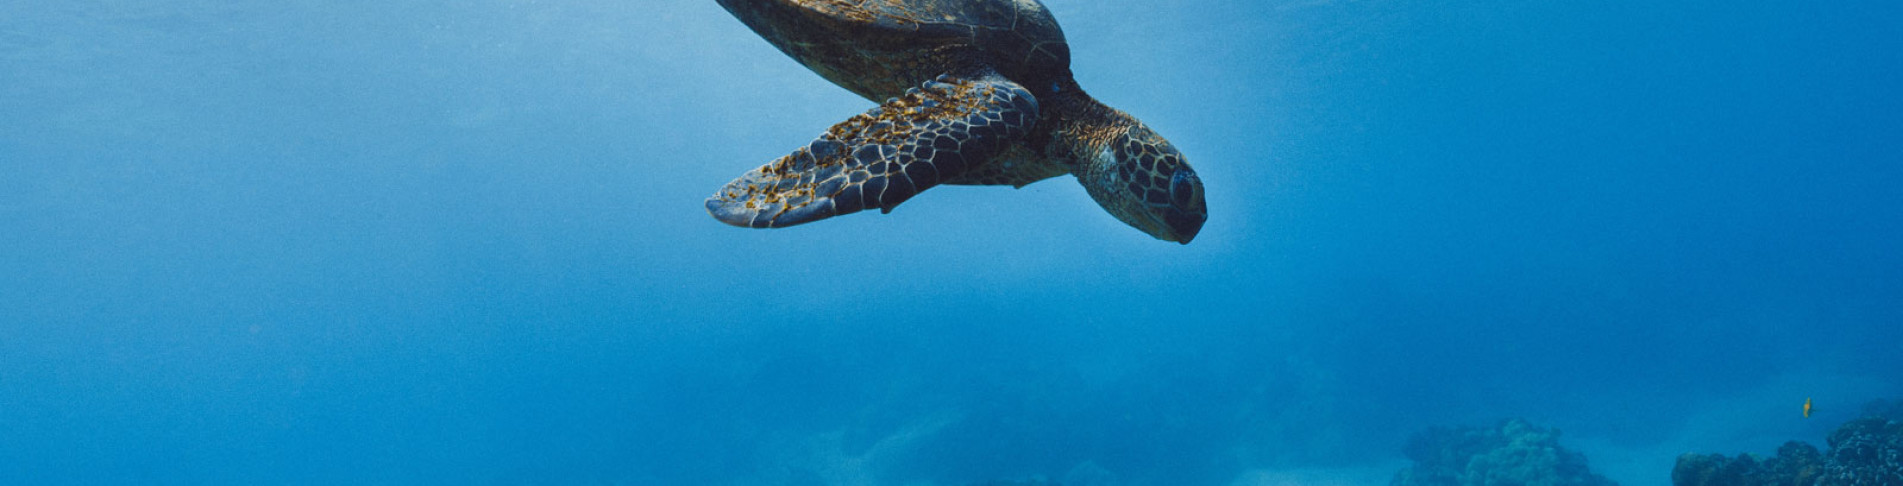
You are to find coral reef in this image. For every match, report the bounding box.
[1817,417,1903,486]
[1673,400,1903,486]
[1673,441,1823,486]
[1391,418,1618,486]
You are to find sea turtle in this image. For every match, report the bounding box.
[708,0,1207,243]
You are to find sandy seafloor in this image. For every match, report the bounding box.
[2,1,1900,485]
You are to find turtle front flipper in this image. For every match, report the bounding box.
[706,72,1038,228]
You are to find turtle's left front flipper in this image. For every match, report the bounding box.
[706,72,1038,228]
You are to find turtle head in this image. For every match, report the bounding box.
[1081,124,1206,244]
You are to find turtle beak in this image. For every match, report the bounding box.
[1165,206,1204,244]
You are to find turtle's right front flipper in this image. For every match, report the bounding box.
[706,72,1038,228]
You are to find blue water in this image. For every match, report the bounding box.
[3,1,1900,485]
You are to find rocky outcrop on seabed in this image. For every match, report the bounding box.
[1674,400,1903,486]
[1391,418,1618,486]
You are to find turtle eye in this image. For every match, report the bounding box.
[1170,169,1199,207]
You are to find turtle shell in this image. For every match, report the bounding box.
[718,0,1073,101]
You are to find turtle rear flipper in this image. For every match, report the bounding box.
[706,72,1038,228]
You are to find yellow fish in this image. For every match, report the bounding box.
[1804,398,1813,418]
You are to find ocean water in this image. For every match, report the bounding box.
[3,1,1900,485]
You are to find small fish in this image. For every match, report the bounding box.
[1804,398,1813,418]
